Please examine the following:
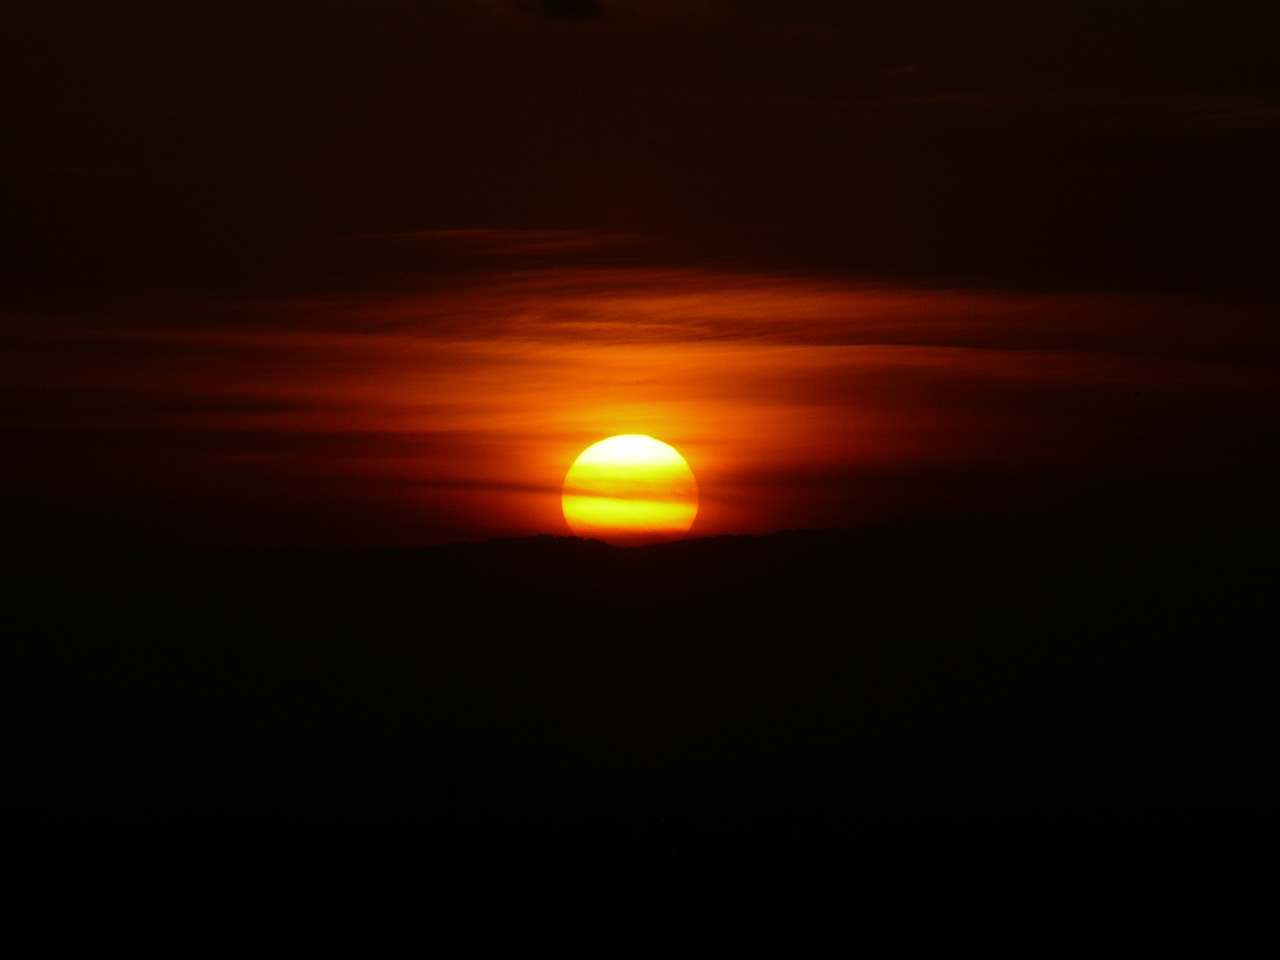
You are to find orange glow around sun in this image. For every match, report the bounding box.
[562,435,698,545]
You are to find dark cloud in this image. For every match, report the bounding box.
[491,0,691,24]
[506,0,610,22]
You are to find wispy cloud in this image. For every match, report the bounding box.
[756,89,1280,132]
[373,228,641,257]
[4,264,1276,549]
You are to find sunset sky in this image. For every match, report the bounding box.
[3,1,1278,551]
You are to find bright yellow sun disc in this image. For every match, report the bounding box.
[562,435,698,545]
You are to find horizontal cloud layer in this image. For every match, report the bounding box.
[4,259,1277,549]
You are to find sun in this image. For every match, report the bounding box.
[562,435,698,545]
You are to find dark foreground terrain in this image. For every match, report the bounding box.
[4,505,1277,867]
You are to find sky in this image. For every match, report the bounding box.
[3,0,1278,550]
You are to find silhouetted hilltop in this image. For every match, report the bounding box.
[4,504,1277,856]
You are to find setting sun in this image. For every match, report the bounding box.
[562,435,698,545]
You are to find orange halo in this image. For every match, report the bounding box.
[561,435,698,545]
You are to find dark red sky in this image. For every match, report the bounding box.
[3,1,1278,550]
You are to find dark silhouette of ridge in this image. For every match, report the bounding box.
[3,504,1277,863]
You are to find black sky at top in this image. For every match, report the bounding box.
[3,0,1279,300]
